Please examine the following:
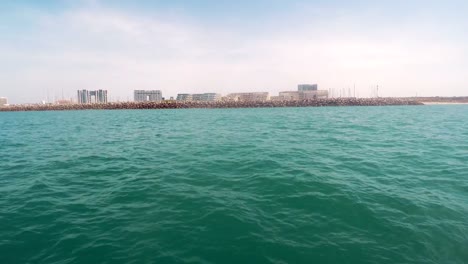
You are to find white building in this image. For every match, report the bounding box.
[279,91,301,101]
[0,97,8,107]
[303,90,328,99]
[176,94,193,101]
[298,84,318,91]
[134,90,162,102]
[226,92,270,102]
[77,90,108,104]
[177,93,221,102]
[277,90,329,101]
[274,83,328,101]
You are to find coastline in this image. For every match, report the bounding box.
[0,98,422,112]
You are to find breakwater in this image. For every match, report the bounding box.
[409,96,468,104]
[0,98,422,112]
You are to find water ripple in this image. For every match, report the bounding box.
[1,106,468,263]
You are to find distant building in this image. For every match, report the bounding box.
[279,91,301,101]
[0,97,7,107]
[277,90,328,101]
[298,84,318,91]
[273,84,327,101]
[77,90,88,104]
[77,90,108,104]
[93,90,108,103]
[177,93,221,102]
[193,93,221,102]
[303,90,328,99]
[134,90,162,102]
[226,92,270,102]
[176,94,193,102]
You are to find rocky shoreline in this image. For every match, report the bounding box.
[0,98,423,112]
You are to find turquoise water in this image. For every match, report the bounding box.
[1,105,467,264]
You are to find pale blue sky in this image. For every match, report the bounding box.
[1,0,467,103]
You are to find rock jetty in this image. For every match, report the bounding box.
[408,96,468,104]
[0,98,423,112]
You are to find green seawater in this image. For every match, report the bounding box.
[0,105,467,264]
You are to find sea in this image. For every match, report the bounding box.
[0,105,467,264]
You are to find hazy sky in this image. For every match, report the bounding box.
[1,0,467,103]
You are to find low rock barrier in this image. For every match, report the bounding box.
[0,98,423,112]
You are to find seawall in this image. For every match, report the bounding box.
[0,98,423,112]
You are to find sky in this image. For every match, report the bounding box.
[0,0,467,103]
